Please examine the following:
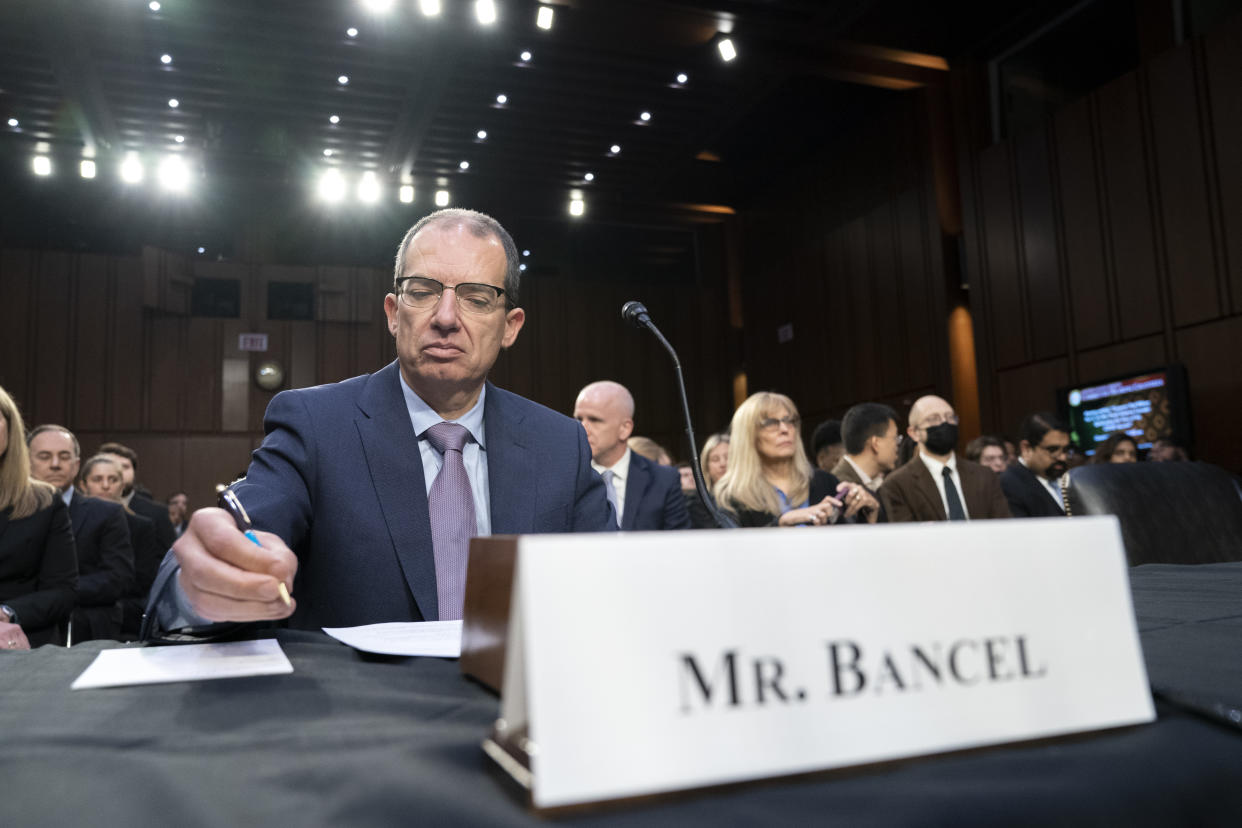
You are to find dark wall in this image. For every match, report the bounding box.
[960,13,1242,471]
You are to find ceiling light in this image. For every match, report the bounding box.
[569,196,585,218]
[120,155,144,184]
[640,111,651,122]
[330,114,340,124]
[522,249,530,257]
[475,0,497,25]
[32,155,52,176]
[519,263,526,271]
[197,247,206,254]
[399,184,414,203]
[357,171,381,203]
[717,38,737,62]
[536,5,554,29]
[148,1,160,10]
[168,98,179,108]
[323,148,334,157]
[318,168,346,203]
[338,75,350,85]
[174,134,185,143]
[160,54,172,65]
[159,155,190,191]
[459,160,470,170]
[362,0,395,12]
[520,50,532,62]
[80,159,96,179]
[496,93,507,105]
[6,118,17,128]
[476,129,487,140]
[420,0,441,16]
[610,144,621,154]
[676,73,688,84]
[584,172,594,181]
[435,189,450,207]
[346,27,359,37]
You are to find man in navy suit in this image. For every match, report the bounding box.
[999,412,1071,518]
[145,209,614,636]
[574,381,689,531]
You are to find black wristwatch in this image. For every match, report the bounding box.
[0,604,17,625]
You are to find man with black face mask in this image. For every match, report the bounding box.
[878,395,1011,522]
[999,413,1071,518]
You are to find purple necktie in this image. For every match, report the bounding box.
[424,422,476,621]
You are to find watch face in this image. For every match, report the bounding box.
[255,360,285,391]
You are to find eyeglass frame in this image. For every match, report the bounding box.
[758,415,800,431]
[916,412,960,429]
[393,275,511,314]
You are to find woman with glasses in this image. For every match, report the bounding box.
[0,386,78,649]
[713,392,877,527]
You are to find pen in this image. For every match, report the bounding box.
[218,487,293,607]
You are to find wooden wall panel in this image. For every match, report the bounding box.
[147,316,184,432]
[1176,316,1242,471]
[1075,335,1168,382]
[183,318,220,431]
[994,358,1069,440]
[1013,129,1066,360]
[977,144,1027,368]
[868,203,907,394]
[897,189,933,389]
[110,256,145,431]
[1053,97,1114,349]
[1204,14,1242,315]
[1146,46,1221,326]
[0,250,35,410]
[32,252,72,424]
[72,255,111,431]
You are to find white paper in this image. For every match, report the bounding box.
[71,639,293,690]
[322,620,462,657]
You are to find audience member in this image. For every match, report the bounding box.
[628,435,673,466]
[78,455,163,638]
[700,432,730,488]
[879,395,1010,522]
[574,381,688,530]
[1149,439,1189,462]
[676,463,695,492]
[167,491,189,537]
[715,392,876,527]
[999,413,1071,518]
[1092,433,1139,464]
[97,441,177,553]
[810,419,844,473]
[1003,439,1019,466]
[0,388,77,649]
[965,435,1008,474]
[147,208,613,637]
[832,402,899,523]
[28,425,134,642]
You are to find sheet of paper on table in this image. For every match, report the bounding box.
[322,620,462,657]
[70,639,294,690]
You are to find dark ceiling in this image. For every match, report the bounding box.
[0,0,1080,257]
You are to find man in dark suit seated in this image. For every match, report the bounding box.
[96,442,177,554]
[145,209,615,637]
[27,425,135,642]
[574,381,690,531]
[999,413,1070,518]
[879,395,1011,522]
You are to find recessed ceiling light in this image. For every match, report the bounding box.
[475,0,497,25]
[519,263,526,271]
[197,247,206,254]
[346,27,359,37]
[496,93,508,105]
[399,184,415,203]
[323,148,334,157]
[168,98,179,108]
[357,171,381,204]
[174,134,185,143]
[329,114,340,124]
[120,155,144,184]
[32,155,52,177]
[584,172,595,182]
[435,189,450,207]
[338,75,350,85]
[640,111,651,122]
[362,0,395,12]
[717,38,737,62]
[420,0,441,16]
[476,130,487,140]
[522,250,530,257]
[158,155,190,192]
[610,144,621,154]
[536,5,554,29]
[459,161,470,171]
[569,196,585,217]
[160,54,173,65]
[80,159,96,179]
[520,51,532,62]
[6,118,17,128]
[148,1,161,10]
[318,168,346,203]
[676,72,688,84]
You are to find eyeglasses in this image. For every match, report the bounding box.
[918,413,959,428]
[395,276,507,315]
[759,415,800,431]
[1036,442,1070,457]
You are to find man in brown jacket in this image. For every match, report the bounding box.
[879,395,1011,522]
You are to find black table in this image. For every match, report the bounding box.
[3,563,1242,827]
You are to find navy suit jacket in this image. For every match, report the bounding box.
[67,490,134,642]
[621,451,690,530]
[999,461,1066,518]
[228,361,615,628]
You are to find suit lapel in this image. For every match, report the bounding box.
[354,362,440,621]
[485,383,535,535]
[622,454,651,530]
[910,458,948,520]
[69,490,88,536]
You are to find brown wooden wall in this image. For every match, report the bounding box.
[960,14,1242,471]
[0,236,736,510]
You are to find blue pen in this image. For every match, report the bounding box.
[218,487,292,606]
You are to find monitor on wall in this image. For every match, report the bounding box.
[1059,364,1191,457]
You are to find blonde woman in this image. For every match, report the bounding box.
[699,432,730,489]
[0,386,77,649]
[714,392,878,527]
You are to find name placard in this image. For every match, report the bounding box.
[491,516,1154,810]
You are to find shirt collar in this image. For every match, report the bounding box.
[60,485,74,507]
[400,375,487,449]
[592,446,631,481]
[919,449,957,477]
[844,455,877,487]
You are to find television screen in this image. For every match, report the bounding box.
[1061,365,1190,456]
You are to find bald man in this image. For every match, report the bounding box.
[878,395,1011,522]
[574,381,690,530]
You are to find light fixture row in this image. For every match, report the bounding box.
[28,152,192,191]
[351,0,554,29]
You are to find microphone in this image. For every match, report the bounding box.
[620,301,736,529]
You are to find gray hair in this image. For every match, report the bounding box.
[393,208,521,307]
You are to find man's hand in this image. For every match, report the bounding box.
[837,482,880,523]
[174,507,298,622]
[1,621,31,651]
